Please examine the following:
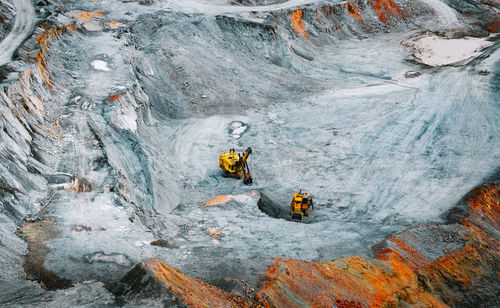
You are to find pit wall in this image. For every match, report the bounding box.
[276,0,431,39]
[121,0,432,225]
[0,1,15,40]
[120,183,499,307]
[0,11,178,298]
[129,0,431,120]
[0,23,75,282]
[445,0,500,33]
[257,185,499,307]
[0,13,173,288]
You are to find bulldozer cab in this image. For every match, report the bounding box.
[292,194,304,211]
[290,191,313,221]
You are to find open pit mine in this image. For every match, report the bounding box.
[0,0,499,307]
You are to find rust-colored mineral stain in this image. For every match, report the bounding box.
[47,119,63,140]
[469,184,498,228]
[335,297,363,308]
[108,94,121,101]
[204,195,231,206]
[370,0,404,24]
[256,255,442,307]
[76,10,106,23]
[423,244,480,287]
[208,228,223,238]
[67,177,92,193]
[130,183,498,308]
[35,24,76,89]
[345,3,363,20]
[488,20,500,32]
[143,258,253,307]
[386,236,430,269]
[289,9,309,39]
[255,184,499,307]
[204,191,256,206]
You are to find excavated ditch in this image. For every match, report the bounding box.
[0,0,499,306]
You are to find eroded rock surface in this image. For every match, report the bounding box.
[118,183,499,307]
[113,258,254,307]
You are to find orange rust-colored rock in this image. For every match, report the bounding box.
[256,183,499,307]
[73,10,106,23]
[204,192,257,206]
[208,228,223,238]
[118,184,499,307]
[107,94,121,101]
[487,20,500,32]
[256,255,444,307]
[67,177,92,193]
[420,184,500,306]
[369,0,404,24]
[66,10,106,29]
[466,184,499,228]
[204,194,232,206]
[345,2,363,20]
[288,9,309,39]
[35,24,76,88]
[63,10,105,23]
[121,258,254,307]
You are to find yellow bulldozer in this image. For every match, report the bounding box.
[219,147,253,185]
[290,190,313,221]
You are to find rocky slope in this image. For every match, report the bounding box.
[115,182,500,307]
[0,1,15,40]
[0,0,498,306]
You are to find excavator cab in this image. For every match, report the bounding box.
[290,190,313,221]
[219,147,253,185]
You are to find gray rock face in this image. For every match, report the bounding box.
[0,1,15,42]
[0,0,498,306]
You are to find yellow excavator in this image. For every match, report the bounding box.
[290,190,313,221]
[219,147,253,185]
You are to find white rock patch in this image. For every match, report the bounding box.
[229,121,248,139]
[403,34,494,67]
[90,60,111,71]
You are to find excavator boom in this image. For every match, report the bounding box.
[241,147,252,185]
[241,147,252,162]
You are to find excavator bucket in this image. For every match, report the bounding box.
[243,175,253,185]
